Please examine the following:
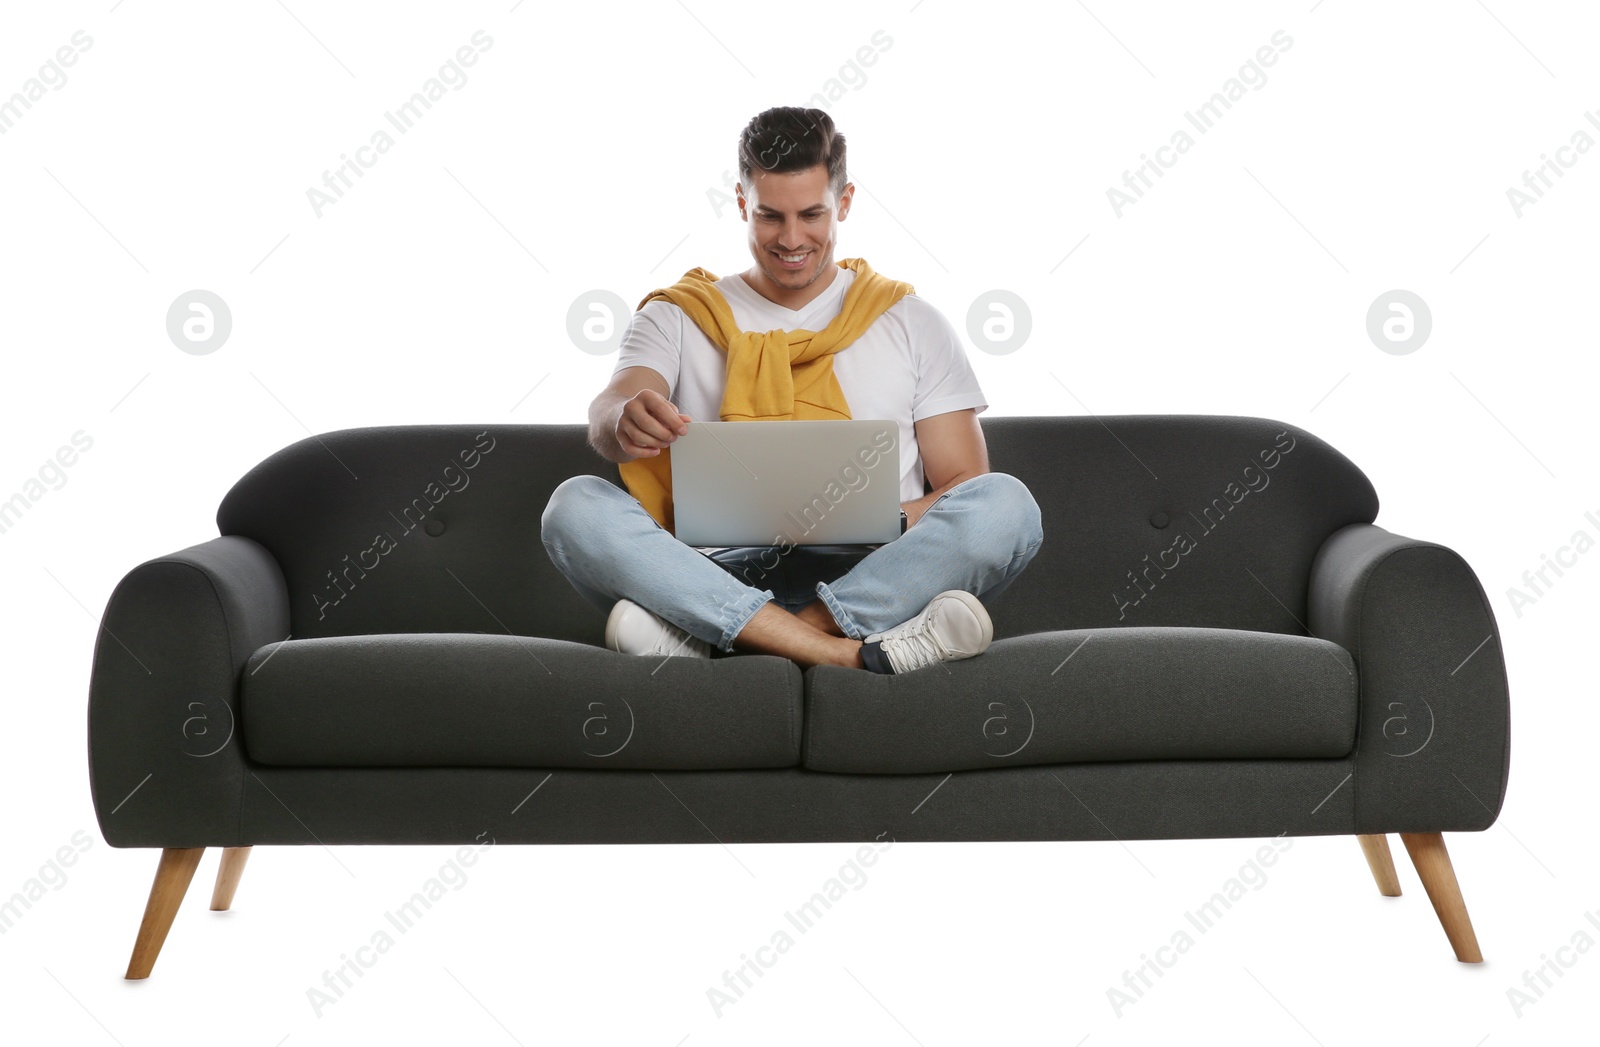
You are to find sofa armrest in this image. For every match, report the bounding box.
[88,535,289,848]
[1308,523,1511,834]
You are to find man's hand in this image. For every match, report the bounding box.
[900,497,934,531]
[616,388,692,458]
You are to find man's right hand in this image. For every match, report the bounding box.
[616,388,692,458]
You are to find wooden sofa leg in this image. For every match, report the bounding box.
[1399,832,1484,963]
[210,846,252,911]
[125,847,205,980]
[1357,834,1402,896]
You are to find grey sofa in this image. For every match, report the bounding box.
[87,415,1511,978]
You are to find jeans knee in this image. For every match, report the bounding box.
[541,474,615,549]
[973,471,1042,558]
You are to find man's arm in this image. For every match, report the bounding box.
[903,408,988,528]
[587,365,690,463]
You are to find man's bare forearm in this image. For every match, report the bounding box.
[587,394,632,462]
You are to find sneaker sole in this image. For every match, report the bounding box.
[932,589,994,653]
[605,599,710,658]
[604,599,640,654]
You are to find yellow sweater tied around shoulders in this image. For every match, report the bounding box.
[617,257,913,534]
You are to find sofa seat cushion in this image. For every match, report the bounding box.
[801,626,1357,773]
[241,633,802,770]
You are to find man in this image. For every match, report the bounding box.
[542,106,1042,674]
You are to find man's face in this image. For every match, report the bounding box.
[737,164,853,301]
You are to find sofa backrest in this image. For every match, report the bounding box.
[978,415,1377,640]
[215,415,1377,646]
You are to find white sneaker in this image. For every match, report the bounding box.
[605,599,713,659]
[865,590,994,673]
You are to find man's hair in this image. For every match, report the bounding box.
[737,107,847,200]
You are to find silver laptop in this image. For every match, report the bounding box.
[670,419,901,546]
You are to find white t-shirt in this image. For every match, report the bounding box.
[612,265,988,507]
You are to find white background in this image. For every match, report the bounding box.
[2,1,1596,1043]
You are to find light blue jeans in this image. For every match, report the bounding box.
[541,471,1044,653]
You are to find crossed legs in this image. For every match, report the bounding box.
[541,471,1043,668]
[732,601,862,668]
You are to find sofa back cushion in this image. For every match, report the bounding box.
[215,415,1376,644]
[976,414,1377,639]
[217,424,614,645]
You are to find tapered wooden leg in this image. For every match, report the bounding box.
[210,846,251,911]
[1399,832,1483,963]
[1357,834,1402,896]
[125,847,205,980]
